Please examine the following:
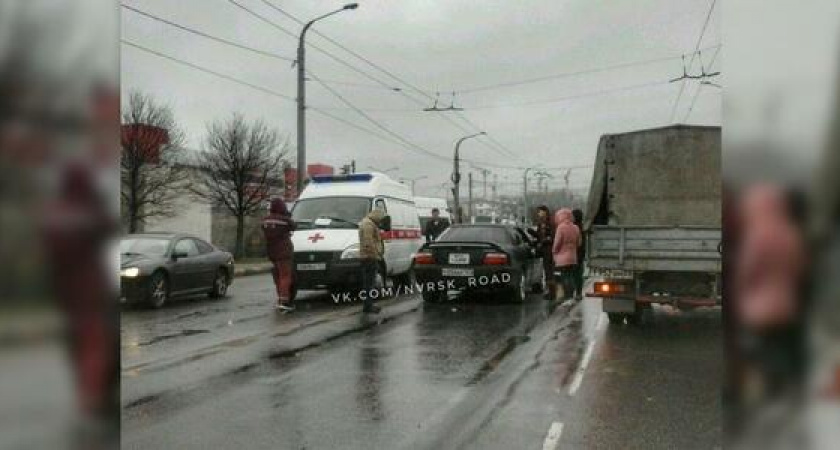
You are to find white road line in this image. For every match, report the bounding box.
[568,339,596,396]
[542,422,564,450]
[595,313,606,332]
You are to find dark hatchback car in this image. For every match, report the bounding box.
[120,233,234,308]
[412,224,543,302]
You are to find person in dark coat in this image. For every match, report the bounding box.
[572,209,587,300]
[424,208,448,242]
[262,198,296,312]
[534,205,556,299]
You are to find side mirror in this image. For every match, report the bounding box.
[171,251,188,261]
[380,215,392,232]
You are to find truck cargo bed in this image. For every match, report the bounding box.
[588,225,721,273]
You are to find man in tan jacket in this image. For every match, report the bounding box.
[358,209,385,313]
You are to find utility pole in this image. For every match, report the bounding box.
[296,3,358,195]
[451,132,485,223]
[523,167,536,225]
[468,172,474,220]
[351,159,356,173]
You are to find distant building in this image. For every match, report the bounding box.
[283,163,335,201]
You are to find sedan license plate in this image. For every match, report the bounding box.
[448,253,470,264]
[442,268,474,277]
[297,263,326,271]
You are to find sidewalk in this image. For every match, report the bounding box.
[233,260,273,277]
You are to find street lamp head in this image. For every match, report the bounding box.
[343,3,359,9]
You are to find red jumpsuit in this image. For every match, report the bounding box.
[262,199,296,304]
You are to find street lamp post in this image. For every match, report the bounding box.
[296,3,358,196]
[522,167,539,225]
[451,132,486,223]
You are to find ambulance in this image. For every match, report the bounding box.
[289,172,423,294]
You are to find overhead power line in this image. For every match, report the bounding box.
[255,0,529,165]
[307,72,451,163]
[683,45,722,122]
[122,4,293,62]
[669,0,718,123]
[121,39,294,101]
[454,47,718,95]
[120,38,508,171]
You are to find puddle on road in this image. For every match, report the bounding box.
[138,329,209,346]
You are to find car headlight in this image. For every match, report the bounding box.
[340,244,361,260]
[120,267,141,278]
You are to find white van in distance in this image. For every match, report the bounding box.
[290,172,423,294]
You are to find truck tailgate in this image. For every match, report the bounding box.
[588,226,721,273]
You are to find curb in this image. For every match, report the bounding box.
[233,264,273,277]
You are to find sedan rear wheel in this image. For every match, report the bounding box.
[147,272,169,309]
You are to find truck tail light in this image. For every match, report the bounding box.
[594,281,626,295]
[413,252,435,265]
[482,252,509,265]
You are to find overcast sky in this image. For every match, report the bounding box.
[121,0,721,198]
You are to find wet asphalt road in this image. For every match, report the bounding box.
[121,274,722,449]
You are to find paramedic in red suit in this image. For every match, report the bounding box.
[262,198,297,312]
[40,163,118,425]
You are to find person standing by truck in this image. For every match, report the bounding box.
[552,208,581,300]
[424,208,448,242]
[572,208,586,300]
[534,205,556,299]
[358,208,385,314]
[262,198,296,312]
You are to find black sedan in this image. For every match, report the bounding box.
[120,233,234,308]
[412,224,543,303]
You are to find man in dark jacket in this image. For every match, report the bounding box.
[424,208,448,242]
[535,205,556,299]
[572,209,586,300]
[262,198,296,312]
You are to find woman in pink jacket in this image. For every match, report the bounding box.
[552,208,581,300]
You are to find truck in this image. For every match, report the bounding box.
[584,125,721,325]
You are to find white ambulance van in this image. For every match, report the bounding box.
[290,172,423,294]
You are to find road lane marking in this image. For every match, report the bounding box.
[595,313,606,332]
[568,339,596,396]
[542,422,564,450]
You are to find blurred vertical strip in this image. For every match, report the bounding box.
[0,1,119,449]
[724,1,840,448]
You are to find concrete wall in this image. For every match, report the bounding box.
[210,208,269,258]
[143,195,212,242]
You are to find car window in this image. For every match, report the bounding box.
[291,197,371,230]
[120,237,171,257]
[374,198,387,214]
[438,226,512,244]
[193,239,214,254]
[173,239,199,257]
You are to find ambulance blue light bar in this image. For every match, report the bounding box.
[310,173,373,183]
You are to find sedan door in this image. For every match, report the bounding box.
[191,238,220,289]
[169,238,202,293]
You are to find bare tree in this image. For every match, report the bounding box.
[192,113,288,258]
[121,91,189,233]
